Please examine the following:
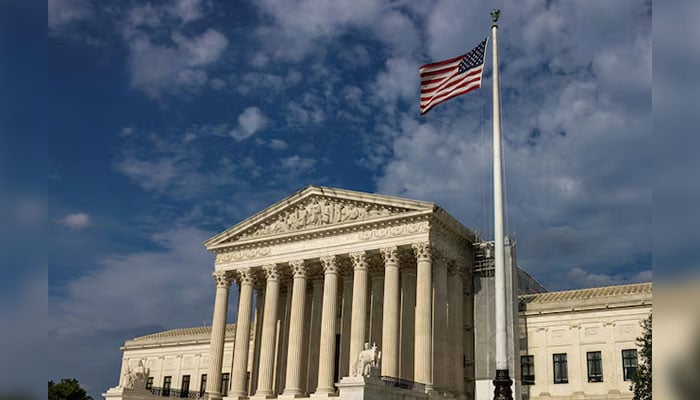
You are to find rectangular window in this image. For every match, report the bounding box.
[180,375,190,397]
[146,377,154,390]
[221,373,230,396]
[521,355,535,385]
[199,374,207,397]
[162,376,172,397]
[622,349,639,381]
[553,353,568,384]
[587,351,603,382]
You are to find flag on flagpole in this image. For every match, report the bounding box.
[419,38,488,115]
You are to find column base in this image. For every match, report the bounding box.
[223,395,251,400]
[492,369,513,400]
[309,391,338,399]
[278,392,305,399]
[250,391,277,400]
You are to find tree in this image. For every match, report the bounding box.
[631,313,651,400]
[48,379,93,400]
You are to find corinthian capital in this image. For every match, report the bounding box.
[237,268,254,285]
[213,270,232,288]
[380,246,399,264]
[263,264,279,281]
[412,242,432,261]
[349,251,368,271]
[289,260,306,278]
[320,255,338,275]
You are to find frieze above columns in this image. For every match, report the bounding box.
[233,196,406,241]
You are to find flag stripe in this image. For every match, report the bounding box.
[421,73,478,101]
[420,84,482,114]
[420,67,483,91]
[421,75,483,107]
[419,38,487,115]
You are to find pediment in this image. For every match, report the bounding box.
[205,186,435,248]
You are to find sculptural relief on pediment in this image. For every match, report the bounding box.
[231,196,409,242]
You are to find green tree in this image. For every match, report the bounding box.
[48,379,93,400]
[631,313,651,400]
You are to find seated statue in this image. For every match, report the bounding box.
[353,342,382,377]
[122,360,150,389]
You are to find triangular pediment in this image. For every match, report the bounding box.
[205,186,435,248]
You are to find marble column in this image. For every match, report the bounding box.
[433,256,448,391]
[380,246,400,377]
[400,265,416,381]
[314,255,339,395]
[231,268,255,398]
[348,251,369,374]
[276,287,292,394]
[339,269,353,378]
[254,265,280,398]
[369,271,384,349]
[413,242,433,388]
[207,271,232,399]
[447,264,465,397]
[250,282,265,395]
[282,260,307,397]
[306,277,324,393]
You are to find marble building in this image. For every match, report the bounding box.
[104,186,651,400]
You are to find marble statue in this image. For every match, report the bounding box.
[353,342,381,377]
[122,360,149,389]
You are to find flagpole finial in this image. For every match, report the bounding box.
[491,9,500,25]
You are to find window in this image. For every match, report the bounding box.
[146,377,154,390]
[622,349,638,381]
[162,376,172,397]
[587,351,603,382]
[521,355,535,385]
[181,375,190,397]
[553,353,568,384]
[199,374,207,397]
[221,373,230,396]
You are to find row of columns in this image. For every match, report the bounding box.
[206,243,469,399]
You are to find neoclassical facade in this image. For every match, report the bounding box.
[104,186,652,400]
[202,186,477,400]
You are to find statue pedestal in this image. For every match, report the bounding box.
[336,376,428,400]
[103,386,154,400]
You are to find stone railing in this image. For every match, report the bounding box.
[148,387,203,399]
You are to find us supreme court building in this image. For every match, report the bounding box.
[105,186,651,400]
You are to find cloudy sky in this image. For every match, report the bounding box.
[42,0,660,397]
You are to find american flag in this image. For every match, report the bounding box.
[419,38,488,115]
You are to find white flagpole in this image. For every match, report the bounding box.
[490,9,513,400]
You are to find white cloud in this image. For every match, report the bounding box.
[115,157,178,192]
[49,228,216,395]
[119,126,134,137]
[230,107,268,141]
[48,0,92,30]
[125,28,228,98]
[269,139,289,151]
[58,212,91,229]
[373,57,419,104]
[280,155,316,174]
[168,0,204,23]
[120,0,229,99]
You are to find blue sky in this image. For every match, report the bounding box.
[40,0,661,397]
